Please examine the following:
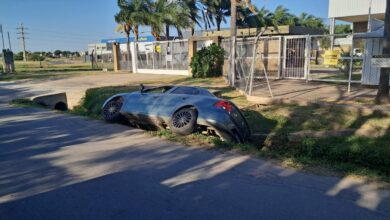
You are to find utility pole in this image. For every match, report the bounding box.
[7,32,12,51]
[375,0,390,104]
[17,23,28,62]
[229,0,237,87]
[0,24,5,50]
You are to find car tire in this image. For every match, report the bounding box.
[102,99,124,123]
[170,108,197,136]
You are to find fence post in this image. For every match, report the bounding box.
[304,35,311,83]
[131,42,138,73]
[348,35,354,93]
[277,36,282,79]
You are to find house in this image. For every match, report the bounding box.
[329,0,387,85]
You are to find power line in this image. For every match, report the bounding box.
[16,23,28,62]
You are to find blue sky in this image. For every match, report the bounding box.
[0,0,329,52]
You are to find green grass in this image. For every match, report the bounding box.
[0,60,108,81]
[10,98,45,108]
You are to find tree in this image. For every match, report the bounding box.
[201,0,231,31]
[145,0,191,40]
[334,24,352,34]
[375,0,390,104]
[183,0,201,36]
[115,0,149,70]
[297,13,324,29]
[268,5,294,26]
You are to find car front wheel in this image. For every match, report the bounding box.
[102,99,124,123]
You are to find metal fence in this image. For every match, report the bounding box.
[222,36,282,93]
[136,39,189,71]
[223,33,377,96]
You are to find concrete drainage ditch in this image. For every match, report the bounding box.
[32,92,68,111]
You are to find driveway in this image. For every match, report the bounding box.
[0,76,390,219]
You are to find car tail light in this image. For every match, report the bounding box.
[214,100,233,113]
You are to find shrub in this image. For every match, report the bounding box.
[190,43,224,78]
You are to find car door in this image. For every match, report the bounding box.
[153,87,200,118]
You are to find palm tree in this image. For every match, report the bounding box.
[183,0,201,36]
[146,0,191,40]
[115,0,134,68]
[268,5,294,26]
[115,0,150,68]
[237,5,270,28]
[201,0,231,31]
[298,13,324,29]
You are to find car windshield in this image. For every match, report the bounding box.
[144,86,173,94]
[171,87,200,95]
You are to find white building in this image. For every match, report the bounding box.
[329,0,386,85]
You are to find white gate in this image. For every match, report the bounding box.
[282,36,310,79]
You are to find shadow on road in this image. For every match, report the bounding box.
[0,104,389,219]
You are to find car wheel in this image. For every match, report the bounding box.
[102,99,124,123]
[170,108,197,136]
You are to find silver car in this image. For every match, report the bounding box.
[102,85,251,142]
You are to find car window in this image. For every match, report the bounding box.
[171,87,200,95]
[144,86,173,94]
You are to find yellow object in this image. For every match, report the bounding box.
[155,45,161,53]
[323,50,340,66]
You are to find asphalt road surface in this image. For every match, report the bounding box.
[1,80,390,220]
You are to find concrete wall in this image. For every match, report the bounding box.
[329,0,386,19]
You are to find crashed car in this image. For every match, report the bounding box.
[102,85,251,142]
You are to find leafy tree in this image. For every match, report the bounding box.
[14,52,24,61]
[335,24,352,34]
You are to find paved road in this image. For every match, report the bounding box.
[1,79,390,219]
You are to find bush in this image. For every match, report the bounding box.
[190,43,224,78]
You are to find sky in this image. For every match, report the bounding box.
[0,0,330,52]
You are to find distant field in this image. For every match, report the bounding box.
[14,59,92,73]
[1,59,115,81]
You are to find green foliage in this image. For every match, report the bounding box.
[29,53,46,61]
[190,43,224,78]
[335,24,352,34]
[73,86,139,118]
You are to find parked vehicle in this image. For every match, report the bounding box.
[102,85,251,142]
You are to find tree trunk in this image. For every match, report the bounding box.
[126,31,131,72]
[165,24,170,40]
[216,16,222,31]
[176,26,183,39]
[134,25,139,41]
[375,0,390,104]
